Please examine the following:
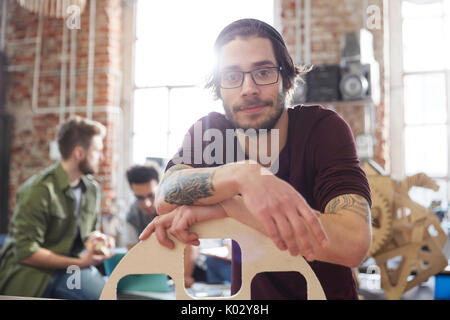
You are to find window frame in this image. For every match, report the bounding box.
[389,0,450,206]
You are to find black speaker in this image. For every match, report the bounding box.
[340,63,370,101]
[305,64,341,103]
[339,62,380,104]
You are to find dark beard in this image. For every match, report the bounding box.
[79,158,94,175]
[224,92,285,132]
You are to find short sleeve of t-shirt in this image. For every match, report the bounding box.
[309,111,372,212]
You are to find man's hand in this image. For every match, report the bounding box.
[78,245,109,268]
[237,164,328,260]
[139,204,227,249]
[85,231,115,258]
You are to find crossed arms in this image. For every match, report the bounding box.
[140,161,372,268]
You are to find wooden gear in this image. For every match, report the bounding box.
[100,217,326,300]
[366,185,393,258]
[363,161,448,300]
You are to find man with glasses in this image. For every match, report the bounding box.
[124,163,160,249]
[125,163,216,288]
[140,18,372,300]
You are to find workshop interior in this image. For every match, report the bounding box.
[0,0,450,301]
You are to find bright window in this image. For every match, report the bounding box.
[133,0,274,163]
[401,0,450,208]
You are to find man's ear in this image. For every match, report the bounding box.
[72,145,86,161]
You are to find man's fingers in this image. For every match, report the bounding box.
[186,232,200,246]
[259,214,287,251]
[155,223,175,249]
[273,213,299,256]
[297,205,328,248]
[285,209,315,261]
[169,226,187,243]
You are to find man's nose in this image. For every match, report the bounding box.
[240,73,260,97]
[144,198,152,207]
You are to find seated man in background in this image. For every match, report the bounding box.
[122,163,161,250]
[124,163,228,289]
[0,117,115,299]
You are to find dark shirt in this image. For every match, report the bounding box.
[166,105,371,300]
[126,202,157,236]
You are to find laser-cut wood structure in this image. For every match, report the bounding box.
[363,161,448,300]
[100,217,326,300]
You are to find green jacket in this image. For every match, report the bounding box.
[0,162,101,298]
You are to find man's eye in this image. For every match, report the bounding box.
[255,69,270,78]
[224,73,241,82]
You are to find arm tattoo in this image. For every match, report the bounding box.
[161,165,216,206]
[324,194,372,224]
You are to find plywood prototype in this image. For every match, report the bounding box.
[100,217,326,300]
[363,161,448,300]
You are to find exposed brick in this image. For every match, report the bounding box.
[3,0,122,220]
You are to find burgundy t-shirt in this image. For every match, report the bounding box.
[165,105,371,300]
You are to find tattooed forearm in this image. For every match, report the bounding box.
[324,194,372,224]
[161,167,216,206]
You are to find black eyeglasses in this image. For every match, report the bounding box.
[220,66,282,89]
[136,193,155,202]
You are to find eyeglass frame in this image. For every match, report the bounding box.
[135,193,155,202]
[219,66,283,89]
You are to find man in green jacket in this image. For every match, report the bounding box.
[0,117,115,299]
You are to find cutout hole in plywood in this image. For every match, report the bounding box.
[428,224,439,237]
[183,238,239,299]
[251,271,307,299]
[386,255,404,286]
[420,260,430,270]
[116,273,174,300]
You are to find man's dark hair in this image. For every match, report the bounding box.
[126,163,160,185]
[205,18,310,101]
[57,116,106,160]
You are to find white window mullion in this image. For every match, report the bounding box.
[389,0,405,179]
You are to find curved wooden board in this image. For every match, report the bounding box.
[100,217,326,300]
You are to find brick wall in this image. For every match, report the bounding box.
[1,0,122,222]
[279,0,389,170]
